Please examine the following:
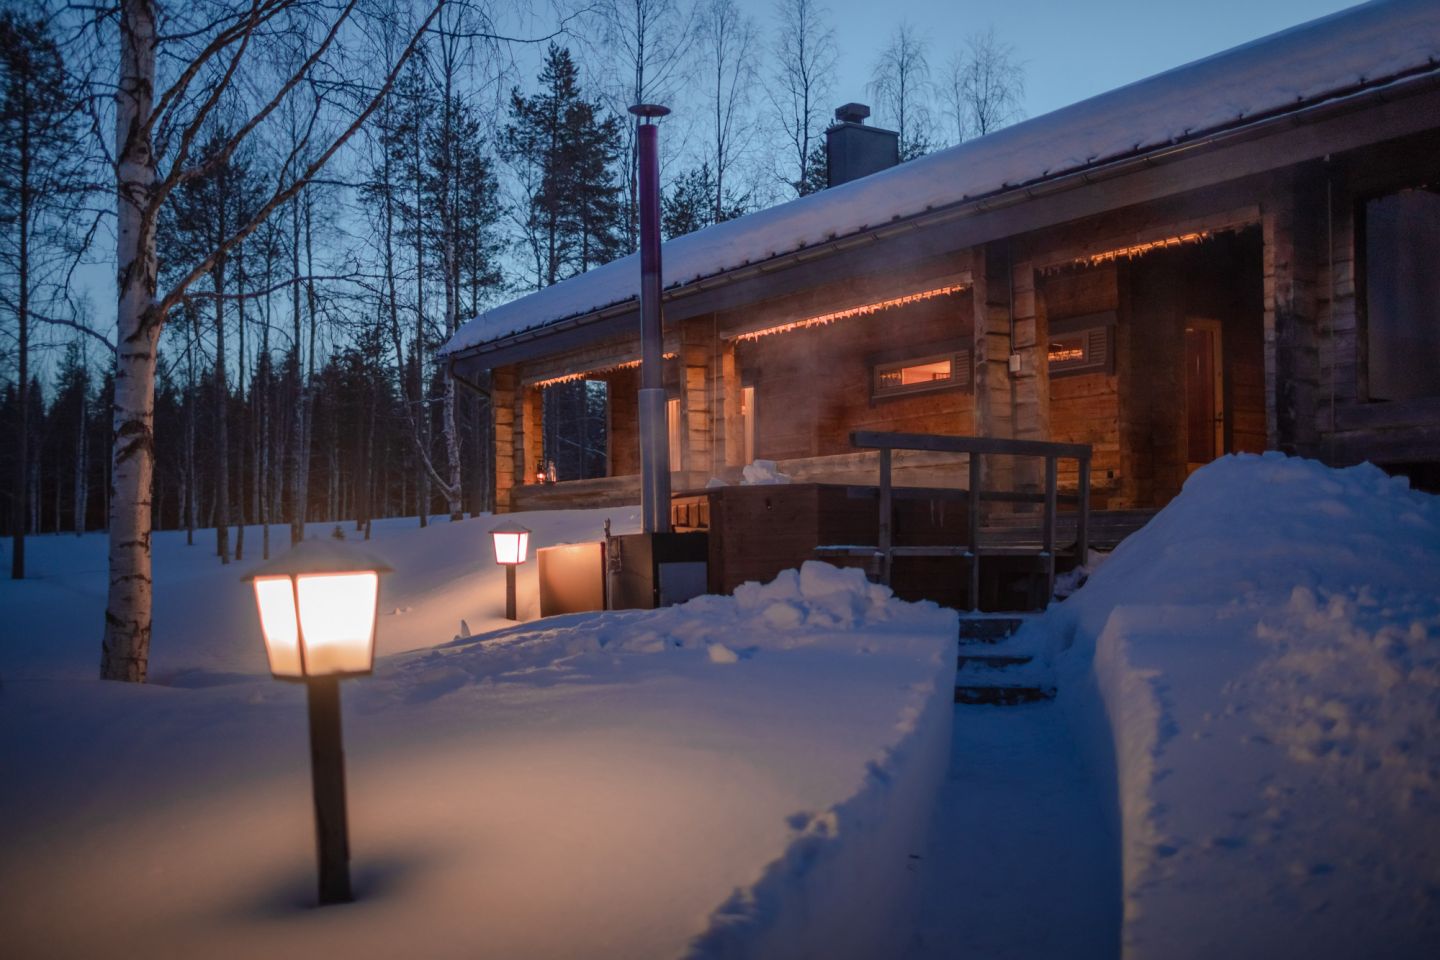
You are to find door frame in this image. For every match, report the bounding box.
[1184,318,1226,469]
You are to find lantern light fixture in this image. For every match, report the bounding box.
[246,539,393,679]
[244,538,393,906]
[490,522,532,620]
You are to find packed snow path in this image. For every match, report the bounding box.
[904,700,1121,959]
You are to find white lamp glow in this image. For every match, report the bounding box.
[245,541,392,679]
[490,523,531,565]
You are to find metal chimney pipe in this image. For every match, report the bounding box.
[630,103,671,534]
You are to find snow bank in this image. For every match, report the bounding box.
[445,0,1440,353]
[1042,453,1440,958]
[0,518,955,959]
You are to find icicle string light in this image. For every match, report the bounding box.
[732,283,969,343]
[530,353,676,390]
[1076,231,1211,267]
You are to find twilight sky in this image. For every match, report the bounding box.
[804,0,1360,124]
[61,0,1362,357]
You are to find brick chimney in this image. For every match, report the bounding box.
[825,103,900,188]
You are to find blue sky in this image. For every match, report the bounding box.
[60,0,1363,357]
[814,0,1360,122]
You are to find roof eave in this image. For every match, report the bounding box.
[448,63,1440,372]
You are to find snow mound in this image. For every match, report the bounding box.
[1047,453,1440,958]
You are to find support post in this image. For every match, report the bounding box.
[1077,455,1091,568]
[305,677,352,906]
[878,447,892,586]
[505,564,517,621]
[968,452,982,612]
[1043,455,1058,603]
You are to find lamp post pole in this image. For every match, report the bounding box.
[630,103,671,535]
[505,563,517,620]
[305,676,353,905]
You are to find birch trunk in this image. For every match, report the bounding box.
[101,0,159,682]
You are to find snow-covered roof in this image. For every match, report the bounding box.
[443,0,1440,358]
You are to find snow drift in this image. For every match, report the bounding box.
[1043,453,1440,958]
[0,522,956,960]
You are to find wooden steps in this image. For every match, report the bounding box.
[954,616,1056,705]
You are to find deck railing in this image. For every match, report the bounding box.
[850,431,1093,611]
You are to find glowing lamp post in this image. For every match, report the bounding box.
[490,522,530,620]
[244,540,392,906]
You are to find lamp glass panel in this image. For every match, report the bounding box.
[295,572,379,675]
[493,531,529,565]
[253,576,303,677]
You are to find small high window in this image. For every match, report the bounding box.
[873,351,970,398]
[1047,312,1114,378]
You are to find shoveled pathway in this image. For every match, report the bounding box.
[904,698,1121,959]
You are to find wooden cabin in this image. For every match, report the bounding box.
[445,1,1440,531]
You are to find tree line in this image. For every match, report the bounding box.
[0,0,1024,681]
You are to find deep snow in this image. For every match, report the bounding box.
[1038,453,1440,958]
[0,517,956,959]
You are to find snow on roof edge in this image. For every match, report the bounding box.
[443,0,1440,360]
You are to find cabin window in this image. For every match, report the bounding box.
[1365,185,1440,401]
[872,351,970,399]
[540,379,609,481]
[1047,312,1114,378]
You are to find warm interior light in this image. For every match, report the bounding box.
[880,358,952,388]
[254,576,303,677]
[733,284,968,343]
[295,572,380,675]
[491,528,530,565]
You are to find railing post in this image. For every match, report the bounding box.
[1043,456,1058,604]
[968,451,982,612]
[878,447,893,586]
[1077,454,1091,568]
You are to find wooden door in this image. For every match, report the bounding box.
[1185,320,1224,466]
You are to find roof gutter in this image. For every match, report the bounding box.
[449,63,1440,366]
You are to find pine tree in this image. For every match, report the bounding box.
[506,45,625,288]
[663,163,744,239]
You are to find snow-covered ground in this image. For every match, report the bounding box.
[4,452,1437,959]
[1035,453,1440,958]
[0,515,956,959]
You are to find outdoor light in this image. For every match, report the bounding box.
[490,522,531,620]
[244,539,393,906]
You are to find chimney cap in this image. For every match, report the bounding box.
[834,102,871,124]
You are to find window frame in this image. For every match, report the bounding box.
[871,350,971,400]
[1047,311,1116,378]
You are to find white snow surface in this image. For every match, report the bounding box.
[0,517,956,959]
[1039,453,1440,958]
[445,0,1440,355]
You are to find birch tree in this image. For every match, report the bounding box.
[768,0,835,197]
[867,21,933,160]
[595,0,695,251]
[697,0,757,223]
[101,0,446,682]
[942,26,1026,143]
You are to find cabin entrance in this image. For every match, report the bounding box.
[1184,319,1225,470]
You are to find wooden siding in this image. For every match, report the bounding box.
[735,290,976,464]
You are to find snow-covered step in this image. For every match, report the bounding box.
[956,617,1028,643]
[954,615,1052,705]
[955,652,1034,671]
[954,684,1056,706]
